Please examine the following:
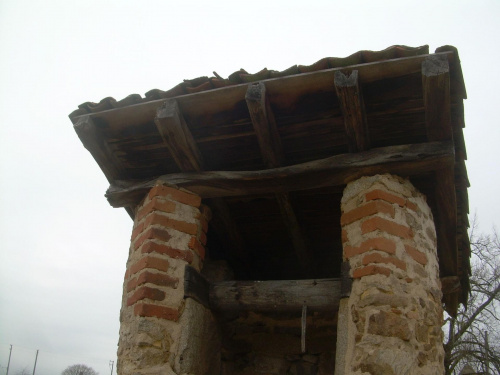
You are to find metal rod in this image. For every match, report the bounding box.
[301,305,307,353]
[6,345,12,375]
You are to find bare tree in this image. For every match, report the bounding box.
[444,222,500,374]
[61,364,98,375]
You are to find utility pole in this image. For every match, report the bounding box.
[6,345,12,375]
[32,350,38,375]
[109,360,114,375]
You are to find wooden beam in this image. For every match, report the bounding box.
[106,141,455,207]
[210,278,342,312]
[422,55,452,142]
[184,265,210,308]
[246,82,311,275]
[334,70,369,152]
[73,115,126,182]
[154,99,204,171]
[245,82,285,168]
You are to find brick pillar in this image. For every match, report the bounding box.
[117,184,218,375]
[336,174,444,375]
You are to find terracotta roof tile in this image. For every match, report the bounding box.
[70,44,430,118]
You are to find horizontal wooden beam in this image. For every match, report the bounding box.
[210,278,342,312]
[106,141,455,207]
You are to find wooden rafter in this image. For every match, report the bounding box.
[107,141,455,207]
[154,100,248,265]
[246,82,311,274]
[334,70,369,152]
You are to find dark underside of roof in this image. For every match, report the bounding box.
[70,45,470,315]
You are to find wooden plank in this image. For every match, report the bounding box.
[184,265,210,308]
[210,278,341,312]
[334,70,369,152]
[106,141,455,207]
[340,261,352,298]
[154,99,204,171]
[73,115,126,182]
[422,55,452,141]
[245,82,285,168]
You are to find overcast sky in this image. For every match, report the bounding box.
[0,1,499,374]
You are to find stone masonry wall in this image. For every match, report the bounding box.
[117,184,219,375]
[339,174,444,375]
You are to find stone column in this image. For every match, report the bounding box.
[118,184,219,375]
[337,174,444,375]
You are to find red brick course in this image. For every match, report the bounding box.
[361,217,413,239]
[188,236,206,260]
[148,185,201,208]
[127,271,179,293]
[141,241,194,263]
[344,237,396,259]
[342,230,349,243]
[143,212,198,235]
[362,253,406,271]
[365,189,419,212]
[404,244,428,265]
[137,197,176,222]
[341,201,395,226]
[127,286,165,306]
[134,303,179,321]
[353,265,391,278]
[133,227,172,251]
[128,256,170,277]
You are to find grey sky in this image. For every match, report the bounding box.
[0,0,499,373]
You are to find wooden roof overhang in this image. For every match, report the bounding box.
[70,46,469,315]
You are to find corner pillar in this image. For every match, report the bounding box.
[336,174,444,375]
[117,184,219,375]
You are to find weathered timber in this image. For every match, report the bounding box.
[154,99,204,171]
[422,55,452,141]
[210,278,342,312]
[184,265,210,309]
[73,115,126,182]
[441,276,461,295]
[245,82,285,168]
[246,82,311,275]
[73,52,455,132]
[334,70,369,152]
[340,261,352,298]
[106,141,455,207]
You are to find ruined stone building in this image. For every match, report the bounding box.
[70,45,470,375]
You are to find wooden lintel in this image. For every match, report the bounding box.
[106,141,455,207]
[334,70,369,152]
[245,82,285,168]
[210,278,341,312]
[422,55,452,142]
[184,265,210,308]
[154,99,204,171]
[73,115,125,182]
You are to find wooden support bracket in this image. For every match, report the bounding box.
[334,70,369,152]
